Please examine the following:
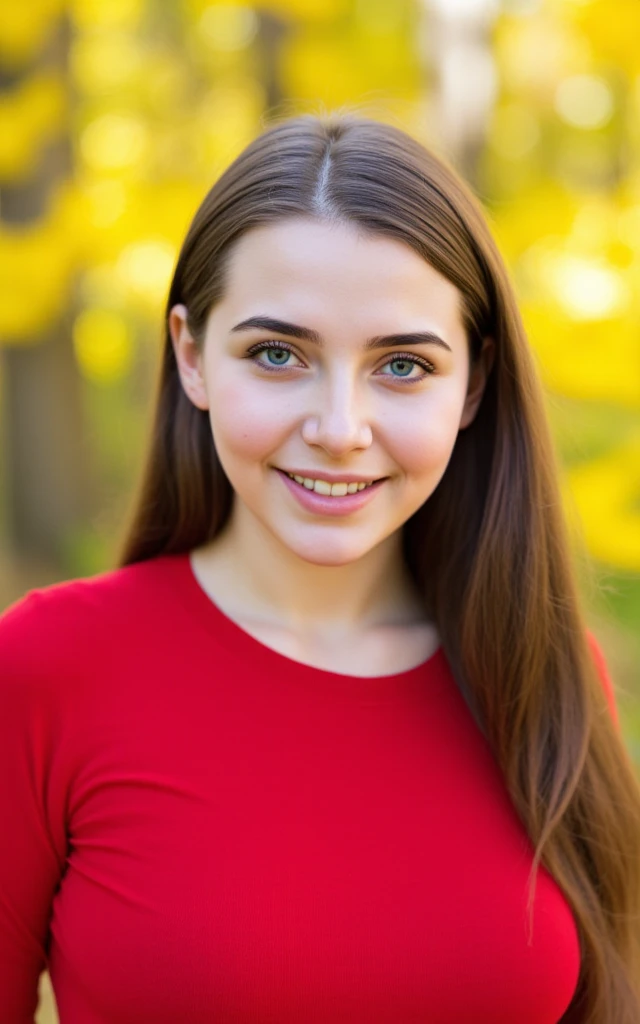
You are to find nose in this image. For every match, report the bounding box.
[301,374,373,456]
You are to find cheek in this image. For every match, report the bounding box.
[381,391,466,479]
[208,377,289,462]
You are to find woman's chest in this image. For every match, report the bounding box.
[50,671,580,1023]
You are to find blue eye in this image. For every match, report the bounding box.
[265,348,292,365]
[387,359,415,377]
[245,341,435,382]
[377,354,436,381]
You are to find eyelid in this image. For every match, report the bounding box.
[245,339,305,365]
[244,339,436,378]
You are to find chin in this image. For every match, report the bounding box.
[280,534,374,568]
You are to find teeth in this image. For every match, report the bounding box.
[285,472,376,496]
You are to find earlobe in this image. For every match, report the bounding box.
[459,337,495,429]
[168,304,210,412]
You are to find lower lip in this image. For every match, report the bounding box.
[275,469,387,517]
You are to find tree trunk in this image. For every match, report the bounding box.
[0,15,87,569]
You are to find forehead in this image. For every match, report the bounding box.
[215,217,464,333]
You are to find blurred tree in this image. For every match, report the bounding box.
[0,11,88,569]
[420,0,499,184]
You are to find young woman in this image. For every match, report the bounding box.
[1,112,639,1024]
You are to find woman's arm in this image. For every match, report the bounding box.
[0,592,67,1023]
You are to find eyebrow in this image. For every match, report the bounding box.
[230,315,452,353]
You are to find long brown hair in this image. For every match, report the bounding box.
[117,112,640,1021]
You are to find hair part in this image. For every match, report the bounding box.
[117,111,640,1021]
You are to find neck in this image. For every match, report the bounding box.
[193,500,425,638]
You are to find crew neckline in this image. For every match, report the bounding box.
[159,551,446,698]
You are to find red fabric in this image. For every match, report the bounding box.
[0,553,619,1023]
[586,630,619,729]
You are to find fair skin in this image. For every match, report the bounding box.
[169,217,494,676]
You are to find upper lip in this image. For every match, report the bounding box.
[276,467,388,484]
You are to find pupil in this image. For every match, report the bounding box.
[392,360,411,376]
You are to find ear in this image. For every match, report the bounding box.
[168,304,209,411]
[459,337,495,429]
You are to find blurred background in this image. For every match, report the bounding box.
[0,1,638,1016]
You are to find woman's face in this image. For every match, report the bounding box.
[170,217,492,567]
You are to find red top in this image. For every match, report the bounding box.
[0,552,618,1024]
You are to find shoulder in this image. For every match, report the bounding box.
[0,555,178,704]
[0,555,172,640]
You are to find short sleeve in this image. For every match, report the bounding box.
[586,631,619,730]
[0,591,68,1023]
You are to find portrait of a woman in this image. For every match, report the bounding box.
[1,112,639,1023]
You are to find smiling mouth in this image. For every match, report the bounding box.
[276,468,387,497]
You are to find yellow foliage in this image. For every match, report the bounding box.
[554,73,614,130]
[0,178,200,328]
[74,178,203,261]
[70,31,141,94]
[281,35,365,109]
[0,178,112,340]
[0,0,65,68]
[183,0,348,23]
[565,439,640,571]
[524,305,640,407]
[537,250,630,321]
[492,192,640,411]
[79,112,149,173]
[0,183,79,341]
[489,102,540,162]
[195,4,258,52]
[261,0,349,18]
[196,80,265,173]
[72,308,134,384]
[565,0,640,75]
[115,238,177,315]
[69,0,146,31]
[80,179,128,229]
[494,12,591,102]
[490,185,578,265]
[79,263,127,310]
[0,72,67,180]
[281,28,418,110]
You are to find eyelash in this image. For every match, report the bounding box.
[244,340,436,383]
